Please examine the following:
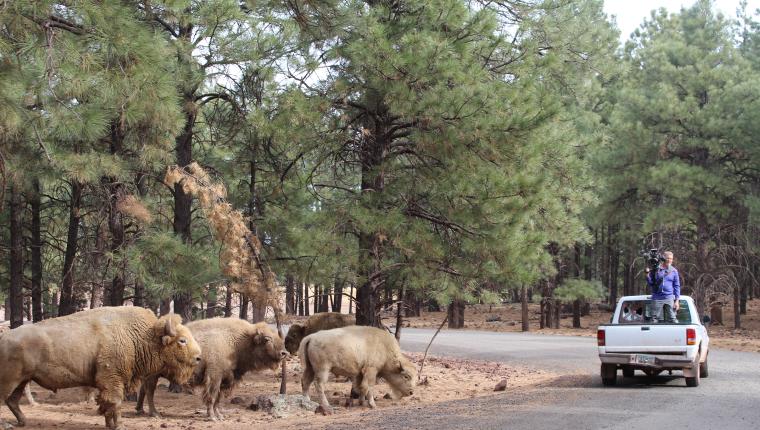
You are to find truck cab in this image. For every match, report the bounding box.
[597,295,709,387]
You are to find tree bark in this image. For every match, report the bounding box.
[30,179,44,322]
[160,297,172,316]
[521,284,529,332]
[296,282,304,316]
[539,296,545,329]
[734,284,741,329]
[224,283,232,317]
[332,278,343,313]
[348,282,354,315]
[90,220,106,309]
[172,81,197,321]
[58,180,82,316]
[608,225,619,307]
[239,294,249,320]
[447,299,465,329]
[206,285,217,318]
[355,98,389,328]
[133,279,145,308]
[572,299,581,328]
[319,284,329,313]
[9,182,24,328]
[251,300,266,322]
[285,275,295,315]
[394,286,404,341]
[174,293,193,322]
[106,121,127,307]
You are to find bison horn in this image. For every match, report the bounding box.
[165,316,177,337]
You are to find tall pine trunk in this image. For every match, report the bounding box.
[356,99,388,327]
[58,180,82,316]
[319,285,329,313]
[521,284,529,332]
[224,283,232,317]
[572,299,581,328]
[247,150,267,323]
[206,285,217,318]
[172,86,197,321]
[106,123,126,307]
[447,299,465,329]
[239,294,249,320]
[285,275,295,315]
[9,182,24,328]
[607,224,618,307]
[133,173,148,309]
[296,282,304,316]
[90,220,106,309]
[30,179,44,322]
[332,278,343,313]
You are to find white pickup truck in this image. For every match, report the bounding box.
[597,295,710,387]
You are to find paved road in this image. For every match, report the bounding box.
[320,328,760,430]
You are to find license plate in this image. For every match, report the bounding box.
[630,354,657,366]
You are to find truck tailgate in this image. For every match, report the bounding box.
[603,324,688,351]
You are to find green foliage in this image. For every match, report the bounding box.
[554,278,605,303]
[127,231,221,301]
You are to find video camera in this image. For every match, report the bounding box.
[644,248,666,272]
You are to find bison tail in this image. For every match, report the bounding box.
[299,338,312,376]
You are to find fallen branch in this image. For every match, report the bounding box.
[418,314,448,380]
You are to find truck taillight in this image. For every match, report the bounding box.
[597,329,605,346]
[686,328,696,345]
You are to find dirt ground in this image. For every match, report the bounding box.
[13,354,558,430]
[400,299,760,353]
[4,300,758,428]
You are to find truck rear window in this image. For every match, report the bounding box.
[618,300,691,324]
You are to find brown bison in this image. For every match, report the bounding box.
[284,312,355,355]
[299,325,417,414]
[137,318,288,421]
[0,307,201,430]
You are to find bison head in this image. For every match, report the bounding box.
[155,314,202,384]
[284,323,305,355]
[382,355,417,399]
[248,323,288,371]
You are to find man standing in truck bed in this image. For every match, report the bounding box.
[647,251,681,323]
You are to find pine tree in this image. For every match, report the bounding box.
[604,0,760,313]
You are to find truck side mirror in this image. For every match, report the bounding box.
[702,315,711,325]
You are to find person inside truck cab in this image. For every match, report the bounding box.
[646,250,681,323]
[621,304,643,322]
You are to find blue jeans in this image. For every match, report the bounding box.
[652,299,677,323]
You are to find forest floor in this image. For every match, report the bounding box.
[5,300,759,428]
[17,353,558,429]
[398,298,760,353]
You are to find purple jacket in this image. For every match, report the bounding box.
[647,265,681,300]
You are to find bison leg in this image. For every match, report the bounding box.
[23,384,37,407]
[136,376,161,418]
[97,384,125,430]
[213,391,224,421]
[300,363,315,402]
[5,382,28,426]
[359,367,377,408]
[313,370,332,415]
[202,376,222,421]
[345,375,362,408]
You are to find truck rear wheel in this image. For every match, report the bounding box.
[686,361,701,387]
[700,356,708,378]
[601,363,617,386]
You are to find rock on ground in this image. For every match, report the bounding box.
[249,394,319,418]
